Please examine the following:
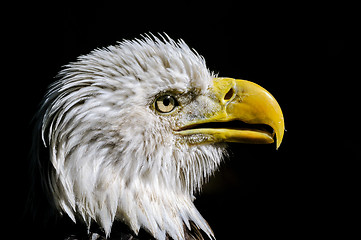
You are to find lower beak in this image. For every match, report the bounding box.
[177,78,285,149]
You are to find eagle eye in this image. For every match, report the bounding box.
[155,95,178,113]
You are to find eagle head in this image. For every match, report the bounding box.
[33,34,284,239]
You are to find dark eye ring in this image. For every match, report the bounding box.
[155,95,178,113]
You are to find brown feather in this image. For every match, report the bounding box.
[64,220,214,240]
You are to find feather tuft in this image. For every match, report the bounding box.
[31,34,224,239]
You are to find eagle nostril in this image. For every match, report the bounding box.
[224,88,234,101]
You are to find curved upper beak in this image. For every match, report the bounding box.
[177,78,285,149]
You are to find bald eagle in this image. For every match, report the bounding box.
[30,34,284,240]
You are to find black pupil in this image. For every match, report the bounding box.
[163,97,171,106]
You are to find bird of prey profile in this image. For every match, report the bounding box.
[30,34,284,240]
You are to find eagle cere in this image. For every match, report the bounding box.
[31,34,284,240]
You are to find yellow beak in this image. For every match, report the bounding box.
[177,78,285,149]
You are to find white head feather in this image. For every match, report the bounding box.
[35,35,226,239]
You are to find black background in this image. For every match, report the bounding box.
[4,2,357,239]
